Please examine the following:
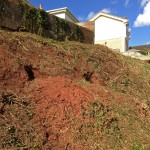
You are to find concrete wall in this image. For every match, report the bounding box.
[0,0,94,44]
[94,16,128,52]
[48,15,94,43]
[0,0,23,30]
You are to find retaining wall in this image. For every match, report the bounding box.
[0,0,94,44]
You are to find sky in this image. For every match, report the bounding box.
[29,0,150,46]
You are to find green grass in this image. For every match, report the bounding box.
[132,144,150,150]
[138,50,150,56]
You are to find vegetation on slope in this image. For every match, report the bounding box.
[138,50,150,56]
[0,29,150,149]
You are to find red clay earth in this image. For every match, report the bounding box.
[0,30,150,149]
[25,76,121,149]
[28,77,94,149]
[25,76,149,149]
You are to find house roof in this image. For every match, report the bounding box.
[47,7,79,23]
[89,12,129,25]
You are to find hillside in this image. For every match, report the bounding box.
[132,44,150,51]
[0,29,150,150]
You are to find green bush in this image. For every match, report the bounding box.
[138,50,149,56]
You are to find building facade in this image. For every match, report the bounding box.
[90,12,130,52]
[47,7,79,23]
[47,7,130,52]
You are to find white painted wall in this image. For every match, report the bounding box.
[54,13,65,19]
[95,16,127,42]
[51,12,75,23]
[65,14,74,23]
[94,16,129,52]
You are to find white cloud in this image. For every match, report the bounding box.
[146,41,150,45]
[134,1,150,27]
[78,8,112,22]
[77,12,95,22]
[87,12,96,20]
[125,0,130,6]
[101,8,111,14]
[77,12,96,22]
[87,8,112,20]
[141,0,150,7]
[78,16,85,22]
[128,28,131,32]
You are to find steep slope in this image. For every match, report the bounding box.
[132,44,150,50]
[0,29,150,150]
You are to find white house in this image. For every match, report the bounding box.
[90,12,130,52]
[47,7,79,23]
[46,7,130,52]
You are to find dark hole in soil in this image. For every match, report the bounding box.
[0,39,3,45]
[42,132,49,145]
[0,105,5,114]
[147,60,150,63]
[83,72,93,82]
[24,65,35,81]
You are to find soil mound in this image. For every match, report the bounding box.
[28,77,94,149]
[0,30,150,149]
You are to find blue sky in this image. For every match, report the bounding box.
[29,0,150,46]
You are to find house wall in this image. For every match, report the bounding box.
[65,14,75,23]
[95,37,128,53]
[51,13,75,23]
[54,13,65,20]
[94,16,128,52]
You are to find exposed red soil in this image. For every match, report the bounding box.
[0,30,150,149]
[24,76,123,149]
[0,45,27,92]
[30,77,93,119]
[27,77,94,149]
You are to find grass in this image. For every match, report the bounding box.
[0,92,40,149]
[132,144,150,150]
[63,101,123,149]
[1,29,150,149]
[138,50,150,56]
